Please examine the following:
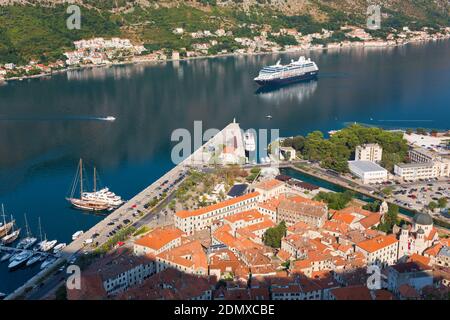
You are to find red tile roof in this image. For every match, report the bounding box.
[134,226,183,250]
[175,192,260,218]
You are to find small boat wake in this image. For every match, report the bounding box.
[0,115,116,122]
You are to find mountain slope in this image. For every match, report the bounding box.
[0,0,449,64]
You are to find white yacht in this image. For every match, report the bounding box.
[40,240,57,252]
[72,230,84,241]
[16,214,37,250]
[53,243,66,253]
[67,160,123,211]
[40,256,57,270]
[8,251,33,269]
[26,254,42,267]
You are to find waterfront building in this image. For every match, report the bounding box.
[133,226,184,256]
[355,143,383,162]
[348,160,388,184]
[394,159,449,180]
[409,148,438,163]
[355,235,399,267]
[174,192,260,234]
[398,212,439,259]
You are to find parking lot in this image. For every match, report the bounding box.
[388,180,450,216]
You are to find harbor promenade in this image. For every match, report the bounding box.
[5,120,244,300]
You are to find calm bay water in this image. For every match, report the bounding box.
[1,40,450,294]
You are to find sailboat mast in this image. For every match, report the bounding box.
[10,215,14,234]
[38,217,43,242]
[1,204,6,227]
[94,166,97,192]
[79,158,83,197]
[24,213,31,237]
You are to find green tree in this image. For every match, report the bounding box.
[363,200,381,212]
[428,201,439,211]
[313,191,354,210]
[263,221,287,248]
[377,204,398,233]
[438,197,448,208]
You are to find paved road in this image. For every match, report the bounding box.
[21,164,189,300]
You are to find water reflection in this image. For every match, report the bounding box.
[254,80,318,104]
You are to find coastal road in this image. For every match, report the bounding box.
[21,164,189,300]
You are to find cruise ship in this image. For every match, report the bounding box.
[254,56,319,86]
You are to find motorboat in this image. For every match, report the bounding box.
[40,256,57,270]
[53,243,66,253]
[8,250,33,269]
[16,214,37,249]
[16,237,37,250]
[72,230,84,241]
[40,240,57,252]
[26,254,43,267]
[0,252,12,262]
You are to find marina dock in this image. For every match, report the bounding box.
[5,120,245,300]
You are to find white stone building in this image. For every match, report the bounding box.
[355,143,383,162]
[348,160,388,184]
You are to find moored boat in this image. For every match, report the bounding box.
[1,228,20,245]
[0,252,12,262]
[72,230,84,240]
[16,213,37,249]
[8,250,33,269]
[66,159,122,212]
[26,254,42,267]
[40,239,57,252]
[53,243,66,253]
[40,256,57,270]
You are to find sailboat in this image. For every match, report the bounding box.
[0,204,14,238]
[34,217,56,252]
[16,213,37,250]
[1,212,20,245]
[66,159,123,211]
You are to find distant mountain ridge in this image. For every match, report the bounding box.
[0,0,449,65]
[1,0,449,21]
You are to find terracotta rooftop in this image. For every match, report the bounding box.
[253,179,284,191]
[175,192,260,218]
[224,209,264,223]
[356,235,398,253]
[134,226,184,250]
[157,240,208,272]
